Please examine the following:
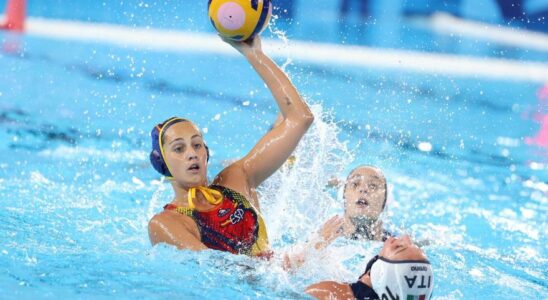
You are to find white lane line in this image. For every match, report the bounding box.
[22,17,548,83]
[424,13,548,53]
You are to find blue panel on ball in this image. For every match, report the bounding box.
[250,0,270,39]
[230,35,245,40]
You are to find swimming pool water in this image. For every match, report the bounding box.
[5,0,547,61]
[0,0,547,299]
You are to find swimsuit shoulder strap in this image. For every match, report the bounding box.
[163,203,194,217]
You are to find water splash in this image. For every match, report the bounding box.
[259,103,354,246]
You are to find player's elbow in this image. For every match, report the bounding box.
[294,110,314,129]
[302,111,314,127]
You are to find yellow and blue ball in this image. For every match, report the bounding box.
[208,0,272,42]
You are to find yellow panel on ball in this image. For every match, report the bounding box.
[208,0,272,41]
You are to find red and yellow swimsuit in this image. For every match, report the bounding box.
[164,185,269,257]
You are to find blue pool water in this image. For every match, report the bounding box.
[0,0,547,299]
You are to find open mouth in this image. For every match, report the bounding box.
[187,163,200,171]
[356,198,369,207]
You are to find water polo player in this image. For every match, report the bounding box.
[147,36,314,257]
[282,166,391,268]
[314,166,390,249]
[306,235,435,300]
[340,166,391,241]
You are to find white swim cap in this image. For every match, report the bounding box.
[370,257,434,300]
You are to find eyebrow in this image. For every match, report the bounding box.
[169,134,202,145]
[370,176,382,181]
[169,138,184,145]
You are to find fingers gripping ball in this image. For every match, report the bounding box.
[208,0,272,41]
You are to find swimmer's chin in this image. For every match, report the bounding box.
[176,177,207,189]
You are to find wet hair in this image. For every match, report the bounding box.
[343,166,388,210]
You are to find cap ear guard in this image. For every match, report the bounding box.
[357,255,379,279]
[150,125,173,177]
[371,257,434,300]
[150,149,172,177]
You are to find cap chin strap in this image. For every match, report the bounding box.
[158,117,187,179]
[187,186,223,209]
[370,257,434,300]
